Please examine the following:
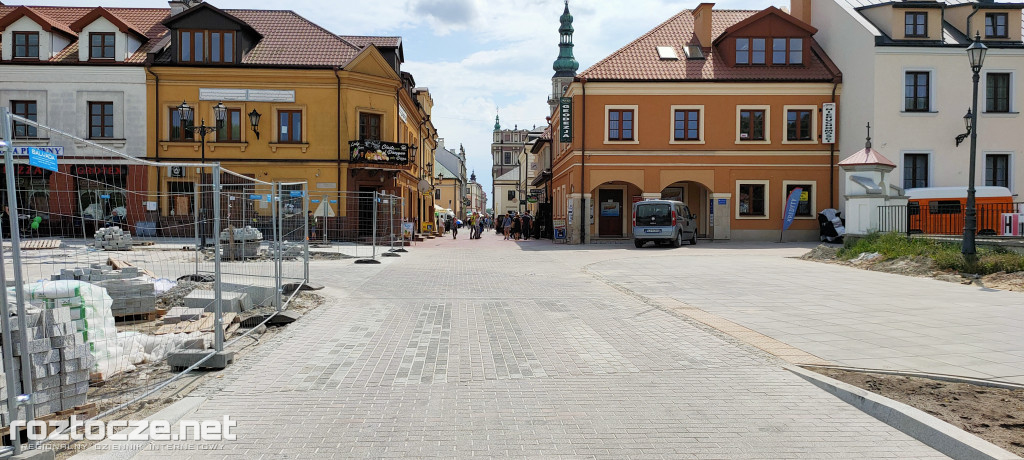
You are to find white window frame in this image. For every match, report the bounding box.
[604,104,640,145]
[901,151,932,190]
[782,180,817,220]
[669,105,705,145]
[735,180,770,220]
[982,70,1017,116]
[983,151,1013,190]
[782,105,818,145]
[735,105,771,144]
[902,68,937,115]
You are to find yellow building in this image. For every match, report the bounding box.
[145,2,436,235]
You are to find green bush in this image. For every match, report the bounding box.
[837,232,1024,275]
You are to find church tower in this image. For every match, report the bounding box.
[549,1,578,115]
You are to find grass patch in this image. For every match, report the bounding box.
[838,232,1024,275]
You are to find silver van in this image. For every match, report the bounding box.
[632,200,697,248]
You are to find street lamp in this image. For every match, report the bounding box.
[248,108,262,139]
[178,101,226,247]
[955,108,972,147]
[960,32,987,264]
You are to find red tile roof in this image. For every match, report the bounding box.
[0,5,384,68]
[579,8,840,82]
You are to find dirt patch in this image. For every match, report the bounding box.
[802,245,1024,291]
[808,367,1024,457]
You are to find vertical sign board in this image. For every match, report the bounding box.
[567,200,574,225]
[822,103,837,145]
[559,97,572,143]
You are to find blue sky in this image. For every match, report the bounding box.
[21,0,779,208]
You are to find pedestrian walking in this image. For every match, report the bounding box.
[503,213,512,240]
[453,218,460,239]
[307,210,317,240]
[522,211,533,240]
[512,214,522,240]
[475,213,484,239]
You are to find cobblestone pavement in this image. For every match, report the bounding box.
[581,242,1024,384]
[123,233,947,459]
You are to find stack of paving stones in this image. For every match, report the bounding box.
[53,266,157,318]
[220,226,263,259]
[162,307,205,324]
[93,227,133,251]
[0,305,94,423]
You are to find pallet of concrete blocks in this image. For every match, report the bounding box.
[19,281,121,382]
[1,298,97,420]
[52,265,158,319]
[93,227,133,251]
[220,226,263,260]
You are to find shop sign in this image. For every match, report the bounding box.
[559,97,572,143]
[170,166,186,178]
[199,88,295,103]
[10,146,63,157]
[28,147,58,173]
[249,194,263,200]
[600,201,620,217]
[822,103,836,144]
[0,164,49,176]
[72,165,126,177]
[349,140,410,165]
[289,191,304,198]
[782,187,803,232]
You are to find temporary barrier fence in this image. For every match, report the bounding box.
[879,202,1024,236]
[307,191,408,261]
[0,108,308,455]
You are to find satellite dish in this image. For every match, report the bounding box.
[417,179,431,195]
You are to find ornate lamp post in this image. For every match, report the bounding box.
[961,33,987,264]
[178,101,226,247]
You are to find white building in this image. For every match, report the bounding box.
[1,5,162,227]
[796,0,1024,200]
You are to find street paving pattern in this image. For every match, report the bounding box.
[125,235,947,459]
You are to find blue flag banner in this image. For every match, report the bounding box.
[782,187,803,232]
[27,147,59,172]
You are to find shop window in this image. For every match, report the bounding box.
[905,12,927,38]
[79,187,127,223]
[168,181,194,216]
[986,154,1010,187]
[903,153,929,189]
[217,108,242,142]
[785,183,814,217]
[738,183,766,217]
[12,100,37,138]
[89,102,114,139]
[90,32,115,60]
[359,113,382,140]
[786,109,813,141]
[13,32,39,59]
[986,13,1008,39]
[278,110,302,143]
[739,109,765,141]
[986,73,1011,113]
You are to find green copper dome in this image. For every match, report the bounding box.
[494,114,500,131]
[553,1,578,77]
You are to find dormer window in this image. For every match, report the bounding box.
[13,32,39,59]
[905,12,927,38]
[738,37,800,66]
[735,38,766,65]
[986,13,1008,39]
[179,30,234,64]
[89,33,115,60]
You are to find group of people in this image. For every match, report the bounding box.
[500,211,533,241]
[444,212,488,240]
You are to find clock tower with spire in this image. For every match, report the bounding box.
[549,1,578,115]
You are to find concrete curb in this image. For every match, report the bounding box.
[787,365,1021,460]
[74,396,208,459]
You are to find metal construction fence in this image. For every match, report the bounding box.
[878,202,1024,236]
[0,108,316,454]
[307,191,408,260]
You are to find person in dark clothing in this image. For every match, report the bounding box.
[511,214,522,240]
[522,211,533,240]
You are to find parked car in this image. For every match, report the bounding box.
[632,200,697,248]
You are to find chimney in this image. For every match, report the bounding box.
[169,0,200,16]
[790,0,812,25]
[692,3,715,48]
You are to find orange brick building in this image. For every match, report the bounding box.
[550,4,842,243]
